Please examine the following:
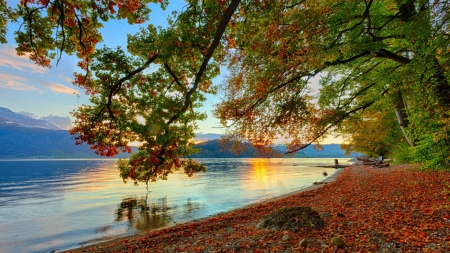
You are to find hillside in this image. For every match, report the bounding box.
[0,107,60,130]
[0,105,355,159]
[274,144,359,158]
[0,124,134,159]
[191,140,356,158]
[0,125,357,159]
[190,140,284,158]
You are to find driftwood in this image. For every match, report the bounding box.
[357,155,390,168]
[373,163,390,168]
[358,155,378,165]
[315,165,347,169]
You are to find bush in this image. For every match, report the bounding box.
[411,135,450,170]
[391,142,414,165]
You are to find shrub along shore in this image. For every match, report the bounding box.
[65,164,450,252]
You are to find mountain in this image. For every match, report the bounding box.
[0,123,135,159]
[190,140,357,158]
[0,123,355,159]
[274,144,360,158]
[0,107,60,130]
[190,139,284,158]
[0,107,355,159]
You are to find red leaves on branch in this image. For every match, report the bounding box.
[68,165,450,252]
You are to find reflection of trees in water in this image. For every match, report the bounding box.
[115,196,206,231]
[183,197,203,214]
[115,195,173,231]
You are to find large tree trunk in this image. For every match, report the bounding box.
[393,90,415,146]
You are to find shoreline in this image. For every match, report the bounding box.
[62,167,346,252]
[64,164,450,252]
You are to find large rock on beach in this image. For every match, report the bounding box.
[256,206,325,232]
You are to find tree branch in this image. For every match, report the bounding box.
[167,0,241,125]
[285,101,375,154]
[104,54,159,120]
[374,49,411,65]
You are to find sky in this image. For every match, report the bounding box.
[0,1,342,143]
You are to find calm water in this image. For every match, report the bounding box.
[0,158,350,253]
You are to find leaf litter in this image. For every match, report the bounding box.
[67,164,450,252]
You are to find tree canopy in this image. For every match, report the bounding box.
[2,0,450,185]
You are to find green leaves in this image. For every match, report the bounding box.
[4,0,450,185]
[213,0,450,167]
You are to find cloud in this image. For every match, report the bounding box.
[57,74,74,84]
[40,114,73,130]
[0,46,47,73]
[0,73,43,93]
[0,72,77,95]
[17,111,38,119]
[43,82,78,95]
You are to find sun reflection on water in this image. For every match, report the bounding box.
[250,158,268,182]
[241,158,271,191]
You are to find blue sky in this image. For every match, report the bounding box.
[0,1,341,143]
[0,1,222,134]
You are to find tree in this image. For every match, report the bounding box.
[214,0,450,167]
[2,0,241,186]
[337,101,404,158]
[2,0,450,188]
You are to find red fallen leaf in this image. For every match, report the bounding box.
[67,165,450,252]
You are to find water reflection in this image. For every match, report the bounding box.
[183,197,202,213]
[0,160,118,206]
[114,196,205,232]
[0,158,350,253]
[115,195,173,231]
[250,159,268,183]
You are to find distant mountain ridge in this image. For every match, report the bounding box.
[191,140,358,158]
[0,124,136,159]
[0,107,356,159]
[190,139,278,158]
[274,144,360,158]
[0,107,136,158]
[0,107,60,130]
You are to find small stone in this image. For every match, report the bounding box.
[299,238,308,247]
[320,212,332,218]
[282,235,291,241]
[318,240,328,247]
[330,237,345,248]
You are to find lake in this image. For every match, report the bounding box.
[0,158,350,253]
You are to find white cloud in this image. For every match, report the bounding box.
[0,46,48,73]
[43,82,78,95]
[0,73,78,95]
[0,73,43,93]
[57,74,74,84]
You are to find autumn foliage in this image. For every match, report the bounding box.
[67,165,450,252]
[3,0,450,182]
